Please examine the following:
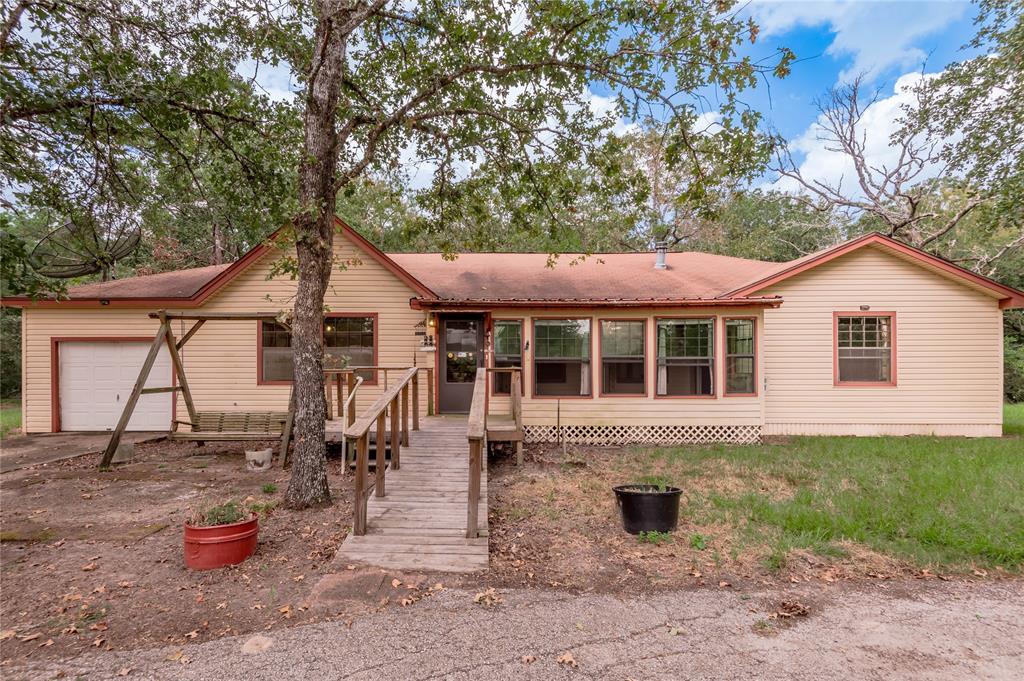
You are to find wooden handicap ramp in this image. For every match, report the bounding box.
[337,417,488,573]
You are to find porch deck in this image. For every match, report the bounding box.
[336,416,489,572]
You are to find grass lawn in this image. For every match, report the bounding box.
[0,399,20,439]
[490,405,1024,589]
[1005,402,1024,437]
[632,415,1024,573]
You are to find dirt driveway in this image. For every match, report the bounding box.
[14,579,1024,680]
[0,432,164,473]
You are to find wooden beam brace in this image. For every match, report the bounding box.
[163,320,198,424]
[99,320,171,467]
[176,319,206,349]
[140,386,180,394]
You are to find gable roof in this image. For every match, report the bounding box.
[4,227,1021,310]
[1,218,435,307]
[723,232,1024,309]
[390,251,783,305]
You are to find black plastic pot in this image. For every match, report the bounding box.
[613,484,683,534]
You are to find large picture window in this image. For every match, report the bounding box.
[259,315,376,384]
[725,318,756,395]
[835,314,894,384]
[600,320,645,395]
[534,319,591,397]
[492,319,523,395]
[656,318,714,397]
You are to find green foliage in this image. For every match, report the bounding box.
[0,308,20,399]
[1006,335,1024,404]
[192,501,247,527]
[2,1,298,279]
[689,533,709,550]
[637,530,673,545]
[261,483,278,495]
[910,0,1024,218]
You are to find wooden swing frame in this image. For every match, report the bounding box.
[98,310,295,468]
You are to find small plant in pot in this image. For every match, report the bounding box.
[613,475,683,535]
[184,500,259,570]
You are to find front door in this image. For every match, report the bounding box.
[439,315,485,413]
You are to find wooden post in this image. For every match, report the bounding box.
[426,367,434,416]
[382,368,389,390]
[347,373,356,428]
[324,381,334,421]
[412,371,420,431]
[163,322,198,425]
[401,384,410,446]
[467,438,482,538]
[353,433,369,535]
[335,374,343,418]
[389,395,401,470]
[511,370,523,465]
[99,320,171,467]
[375,413,386,497]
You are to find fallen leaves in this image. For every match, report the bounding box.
[81,562,98,572]
[472,588,503,607]
[770,600,809,619]
[521,655,536,664]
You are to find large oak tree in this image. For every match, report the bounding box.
[265,0,794,507]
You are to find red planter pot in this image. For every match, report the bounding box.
[183,513,259,570]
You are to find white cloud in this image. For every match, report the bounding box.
[773,71,958,196]
[749,0,971,81]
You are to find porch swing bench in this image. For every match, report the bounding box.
[170,410,293,444]
[99,311,296,467]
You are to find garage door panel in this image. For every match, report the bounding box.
[59,341,172,431]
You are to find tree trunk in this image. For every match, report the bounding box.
[212,222,223,265]
[283,1,347,509]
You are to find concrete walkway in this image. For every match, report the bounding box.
[17,580,1024,680]
[337,417,488,572]
[0,432,164,473]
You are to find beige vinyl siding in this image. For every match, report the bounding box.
[20,233,433,433]
[486,308,764,427]
[761,245,1004,437]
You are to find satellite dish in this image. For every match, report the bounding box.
[30,217,141,279]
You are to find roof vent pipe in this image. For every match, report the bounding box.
[654,241,668,270]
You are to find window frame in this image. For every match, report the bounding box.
[653,316,717,399]
[491,317,525,397]
[256,312,379,386]
[598,318,647,397]
[531,316,594,400]
[723,316,758,397]
[833,311,897,387]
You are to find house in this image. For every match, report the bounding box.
[4,220,1022,442]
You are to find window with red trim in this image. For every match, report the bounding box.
[725,319,756,395]
[260,316,376,383]
[600,320,645,395]
[492,320,523,395]
[836,315,893,383]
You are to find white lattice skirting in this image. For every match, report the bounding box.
[523,424,762,446]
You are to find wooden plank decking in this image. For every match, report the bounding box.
[337,416,488,573]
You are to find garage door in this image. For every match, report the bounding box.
[59,341,173,431]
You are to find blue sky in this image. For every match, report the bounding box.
[739,0,979,142]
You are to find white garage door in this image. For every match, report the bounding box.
[59,341,173,431]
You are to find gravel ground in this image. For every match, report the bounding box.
[10,579,1022,680]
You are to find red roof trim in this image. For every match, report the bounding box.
[410,297,783,310]
[1,217,437,308]
[725,232,1024,308]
